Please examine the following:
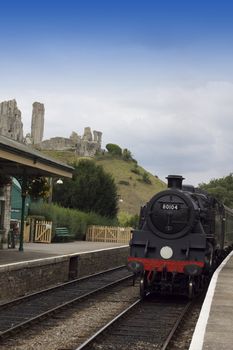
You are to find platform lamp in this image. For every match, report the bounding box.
[48,178,63,203]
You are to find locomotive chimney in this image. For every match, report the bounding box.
[166,175,185,189]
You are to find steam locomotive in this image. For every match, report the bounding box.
[127,175,233,298]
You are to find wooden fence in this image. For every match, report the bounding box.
[86,225,132,243]
[23,221,31,242]
[34,220,52,243]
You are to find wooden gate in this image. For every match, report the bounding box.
[34,220,52,243]
[86,225,132,243]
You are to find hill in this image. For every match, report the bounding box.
[42,150,166,215]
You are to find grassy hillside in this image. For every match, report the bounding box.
[96,157,166,214]
[42,150,166,215]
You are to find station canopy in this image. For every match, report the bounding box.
[0,135,73,179]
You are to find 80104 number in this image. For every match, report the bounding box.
[161,203,179,210]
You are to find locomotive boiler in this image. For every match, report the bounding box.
[127,175,233,298]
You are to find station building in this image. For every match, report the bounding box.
[0,134,73,250]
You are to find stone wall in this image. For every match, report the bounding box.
[37,127,102,157]
[38,137,75,151]
[0,246,129,301]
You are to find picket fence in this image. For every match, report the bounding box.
[86,225,132,243]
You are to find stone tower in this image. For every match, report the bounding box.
[0,99,23,142]
[31,102,44,144]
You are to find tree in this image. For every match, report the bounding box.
[28,177,50,200]
[199,173,233,207]
[53,159,118,218]
[106,143,122,156]
[122,148,133,161]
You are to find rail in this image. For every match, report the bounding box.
[75,296,193,350]
[0,266,133,339]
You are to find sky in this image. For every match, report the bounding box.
[1,0,233,186]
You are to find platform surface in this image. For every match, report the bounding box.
[189,251,233,350]
[0,241,127,266]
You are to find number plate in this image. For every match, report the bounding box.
[161,203,179,210]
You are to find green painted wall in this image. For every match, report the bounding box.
[11,178,30,221]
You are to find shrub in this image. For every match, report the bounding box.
[122,148,133,161]
[106,143,122,156]
[131,164,140,175]
[118,180,130,186]
[137,172,152,185]
[29,202,117,240]
[142,172,152,184]
[118,211,139,228]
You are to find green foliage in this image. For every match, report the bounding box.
[199,173,233,207]
[142,172,152,184]
[28,177,50,200]
[137,172,152,184]
[118,180,130,186]
[106,143,122,156]
[122,148,133,161]
[118,211,139,228]
[53,159,118,218]
[131,164,140,175]
[29,202,117,240]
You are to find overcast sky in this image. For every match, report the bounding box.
[1,0,233,186]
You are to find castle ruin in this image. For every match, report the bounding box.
[0,100,24,142]
[37,127,102,156]
[0,99,102,157]
[31,102,44,144]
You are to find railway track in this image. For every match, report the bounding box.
[76,295,192,350]
[0,266,133,339]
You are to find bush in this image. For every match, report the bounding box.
[142,172,152,184]
[131,164,140,175]
[118,211,139,228]
[29,202,117,240]
[106,143,122,156]
[122,148,133,161]
[137,172,152,184]
[118,180,130,186]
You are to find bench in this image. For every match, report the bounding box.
[54,227,74,242]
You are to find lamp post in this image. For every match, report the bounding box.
[19,176,27,252]
[48,178,63,203]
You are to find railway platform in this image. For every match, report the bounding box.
[0,241,126,265]
[0,242,129,302]
[189,250,233,350]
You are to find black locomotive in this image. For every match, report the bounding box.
[128,175,233,298]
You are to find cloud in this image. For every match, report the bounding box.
[1,80,233,186]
